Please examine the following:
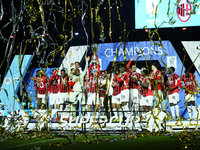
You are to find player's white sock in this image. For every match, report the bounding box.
[60,105,63,111]
[175,104,179,117]
[170,106,175,118]
[192,106,197,119]
[187,106,191,119]
[134,103,139,111]
[134,103,139,116]
[113,108,118,118]
[122,104,129,117]
[87,111,91,117]
[65,105,69,111]
[65,105,68,111]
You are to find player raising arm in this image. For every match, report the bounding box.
[68,56,90,121]
[180,70,199,120]
[167,67,182,121]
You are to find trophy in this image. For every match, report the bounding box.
[90,44,100,71]
[91,44,99,64]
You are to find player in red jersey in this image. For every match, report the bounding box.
[99,71,107,116]
[59,69,77,119]
[140,70,153,115]
[127,57,141,116]
[111,70,122,121]
[31,70,48,109]
[49,69,61,110]
[180,70,199,120]
[59,69,69,111]
[150,62,163,109]
[60,69,77,108]
[87,71,101,117]
[88,61,101,79]
[167,67,182,120]
[115,65,130,118]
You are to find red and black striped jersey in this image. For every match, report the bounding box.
[119,72,130,91]
[141,77,153,97]
[34,76,48,94]
[129,71,141,90]
[48,70,61,94]
[60,75,76,93]
[181,73,197,94]
[112,77,121,96]
[150,70,162,91]
[167,73,180,95]
[88,77,100,93]
[59,76,75,93]
[59,76,68,93]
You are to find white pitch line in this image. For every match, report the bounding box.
[0,138,63,149]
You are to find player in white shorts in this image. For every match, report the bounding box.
[126,57,141,115]
[167,67,182,121]
[87,71,101,117]
[114,65,130,118]
[31,70,48,109]
[149,62,163,109]
[180,70,199,120]
[140,70,153,112]
[49,69,61,109]
[111,70,122,121]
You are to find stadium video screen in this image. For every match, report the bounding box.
[135,0,200,29]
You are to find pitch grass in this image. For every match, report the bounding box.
[0,134,200,150]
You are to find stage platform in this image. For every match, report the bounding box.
[25,118,200,133]
[1,109,200,133]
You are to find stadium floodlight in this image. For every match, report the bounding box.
[182,27,186,30]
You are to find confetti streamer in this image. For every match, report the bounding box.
[108,0,112,43]
[95,0,106,42]
[89,0,95,44]
[0,0,3,20]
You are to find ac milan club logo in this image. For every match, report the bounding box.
[177,0,192,22]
